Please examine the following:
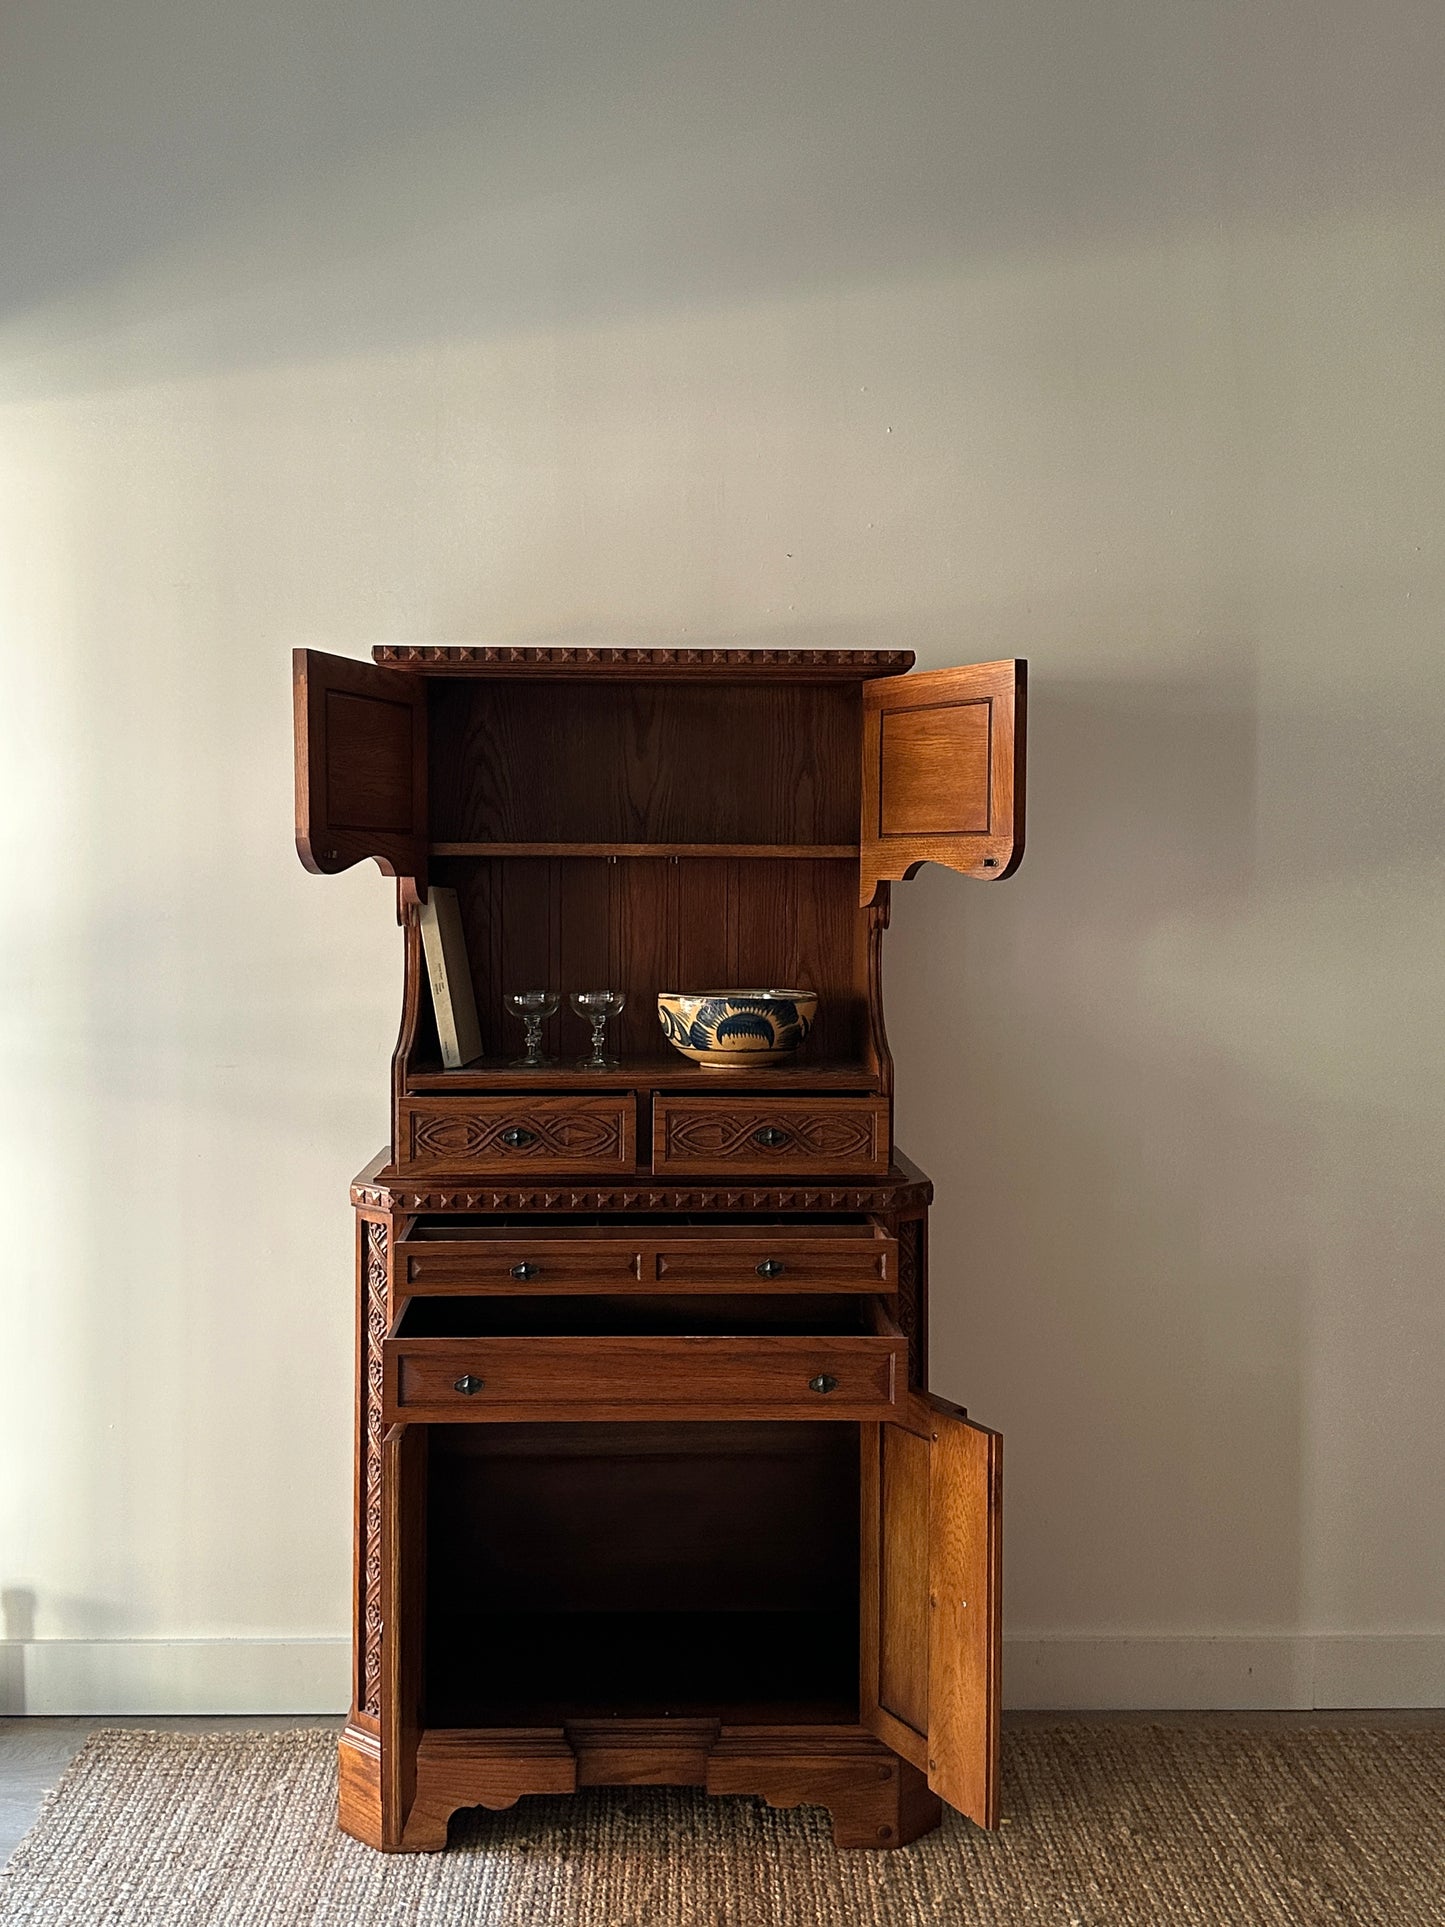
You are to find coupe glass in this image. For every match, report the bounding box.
[570,990,626,1070]
[506,991,559,1067]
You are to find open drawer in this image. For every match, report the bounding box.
[394,1213,899,1295]
[382,1293,905,1423]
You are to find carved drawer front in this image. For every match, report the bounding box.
[384,1297,904,1423]
[652,1096,890,1179]
[397,1096,635,1176]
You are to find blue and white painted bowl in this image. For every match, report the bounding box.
[657,990,818,1065]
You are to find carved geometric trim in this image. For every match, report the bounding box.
[361,1219,388,1720]
[663,1107,878,1164]
[371,644,915,679]
[409,1107,623,1164]
[351,1178,933,1214]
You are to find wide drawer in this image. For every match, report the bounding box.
[396,1096,635,1176]
[396,1216,898,1294]
[652,1096,890,1178]
[383,1296,903,1422]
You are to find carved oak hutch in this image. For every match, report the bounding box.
[293,644,1025,1851]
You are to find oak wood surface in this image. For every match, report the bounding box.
[429,853,868,1070]
[396,1218,897,1294]
[925,1398,1003,1829]
[430,842,859,859]
[297,651,1011,1853]
[293,649,426,887]
[384,1330,902,1423]
[860,658,1026,904]
[653,1095,891,1178]
[428,680,860,848]
[403,1055,881,1092]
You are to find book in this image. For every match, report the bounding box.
[417,887,483,1069]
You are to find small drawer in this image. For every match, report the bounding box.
[652,1096,890,1179]
[395,1216,898,1295]
[398,1226,645,1293]
[383,1296,904,1422]
[653,1220,897,1291]
[396,1096,636,1176]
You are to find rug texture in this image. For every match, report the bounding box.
[2,1724,1442,1925]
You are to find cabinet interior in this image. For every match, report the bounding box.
[428,679,862,847]
[397,1293,882,1337]
[409,676,873,1073]
[424,1421,861,1726]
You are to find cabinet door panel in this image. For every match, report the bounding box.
[293,648,427,884]
[862,1396,1002,1827]
[860,659,1025,905]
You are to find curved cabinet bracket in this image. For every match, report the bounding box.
[859,659,1025,907]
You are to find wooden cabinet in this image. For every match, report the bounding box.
[295,644,1025,1852]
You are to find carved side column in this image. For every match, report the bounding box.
[340,1211,392,1849]
[361,1216,389,1716]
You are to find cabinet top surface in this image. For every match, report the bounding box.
[371,644,915,679]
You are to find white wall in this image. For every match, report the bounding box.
[1,0,1441,1712]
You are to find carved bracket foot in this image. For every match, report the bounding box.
[707,1733,941,1849]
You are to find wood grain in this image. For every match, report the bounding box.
[878,1425,931,1734]
[298,650,1006,1855]
[653,1096,890,1178]
[925,1399,1003,1829]
[428,680,860,847]
[431,842,858,858]
[384,1329,901,1422]
[398,1220,897,1294]
[293,649,426,888]
[397,1095,636,1176]
[860,658,1026,905]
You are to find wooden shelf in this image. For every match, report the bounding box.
[406,1054,882,1093]
[430,843,859,860]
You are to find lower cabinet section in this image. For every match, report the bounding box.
[349,1408,1001,1852]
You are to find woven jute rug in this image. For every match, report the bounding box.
[2,1724,1442,1925]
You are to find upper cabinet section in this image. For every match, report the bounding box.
[859,660,1026,906]
[293,650,428,886]
[428,678,863,853]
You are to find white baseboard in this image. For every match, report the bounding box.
[3,1634,1440,1716]
[0,1640,351,1716]
[1004,1634,1445,1709]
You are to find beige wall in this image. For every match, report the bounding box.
[2,0,1441,1710]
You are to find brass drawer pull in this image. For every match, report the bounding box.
[752,1126,790,1149]
[453,1374,485,1396]
[509,1261,539,1280]
[808,1374,839,1395]
[500,1126,536,1148]
[755,1258,787,1279]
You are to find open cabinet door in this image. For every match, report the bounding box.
[861,1394,1003,1827]
[293,649,427,886]
[860,659,1025,905]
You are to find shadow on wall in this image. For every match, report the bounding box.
[1,1588,36,1713]
[3,0,1443,386]
[891,660,1310,1635]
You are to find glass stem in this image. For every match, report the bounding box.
[591,1013,607,1064]
[525,1015,543,1062]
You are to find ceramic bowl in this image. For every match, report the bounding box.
[657,990,818,1065]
